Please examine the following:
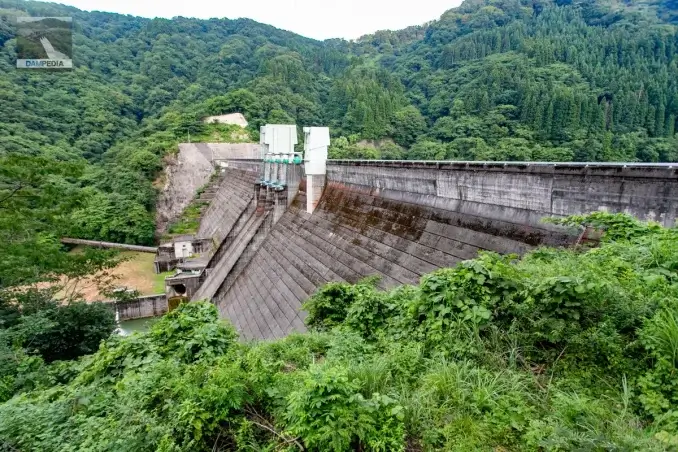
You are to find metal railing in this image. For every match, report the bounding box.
[326,160,677,168]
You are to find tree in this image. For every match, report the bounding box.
[408,140,447,160]
[205,89,263,119]
[70,192,156,246]
[391,106,427,147]
[0,155,119,288]
[267,108,295,124]
[2,294,117,363]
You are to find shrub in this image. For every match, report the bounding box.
[24,301,116,363]
[545,211,663,242]
[148,301,237,363]
[639,307,678,427]
[304,282,355,330]
[413,253,523,347]
[304,277,382,331]
[285,363,405,451]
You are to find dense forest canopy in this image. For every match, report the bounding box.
[0,0,677,251]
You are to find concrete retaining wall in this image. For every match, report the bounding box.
[208,143,261,160]
[114,294,167,321]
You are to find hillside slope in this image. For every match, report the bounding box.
[339,0,678,161]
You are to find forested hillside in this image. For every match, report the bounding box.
[2,3,678,449]
[0,0,677,253]
[339,0,678,161]
[0,0,339,250]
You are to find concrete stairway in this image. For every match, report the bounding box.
[191,211,268,302]
[197,173,224,202]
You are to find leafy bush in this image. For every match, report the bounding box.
[22,301,116,363]
[148,301,237,363]
[304,281,359,330]
[0,289,116,364]
[546,211,664,242]
[413,253,522,343]
[285,364,405,452]
[1,214,677,450]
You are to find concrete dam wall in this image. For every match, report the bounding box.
[209,161,678,340]
[329,161,678,227]
[197,160,261,251]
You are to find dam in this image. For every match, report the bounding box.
[161,126,678,340]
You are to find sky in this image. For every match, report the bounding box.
[52,0,462,40]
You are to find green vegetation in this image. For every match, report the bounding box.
[154,271,175,294]
[167,200,208,236]
[1,213,677,450]
[0,288,116,401]
[329,0,678,161]
[1,0,677,249]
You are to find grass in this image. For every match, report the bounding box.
[167,200,209,235]
[153,271,175,293]
[194,123,254,143]
[111,251,162,296]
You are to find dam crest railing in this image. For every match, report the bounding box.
[327,160,677,168]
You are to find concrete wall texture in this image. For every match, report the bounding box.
[206,160,678,341]
[327,161,678,227]
[157,144,262,234]
[114,294,168,321]
[197,163,260,248]
[208,143,261,160]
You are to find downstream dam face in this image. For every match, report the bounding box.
[201,160,678,340]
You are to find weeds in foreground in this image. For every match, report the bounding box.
[1,213,678,450]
